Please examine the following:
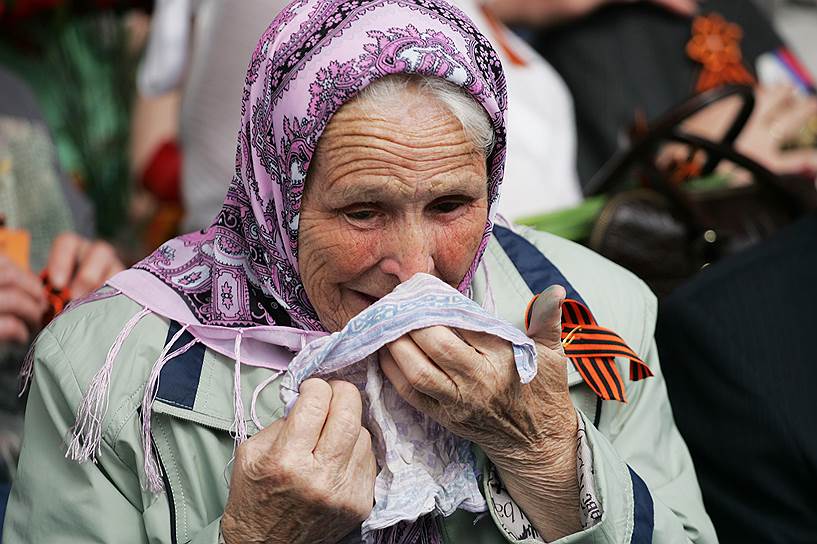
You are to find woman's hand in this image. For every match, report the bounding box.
[45,232,125,300]
[380,286,581,541]
[222,379,376,544]
[0,254,46,344]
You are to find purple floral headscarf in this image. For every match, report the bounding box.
[127,0,508,333]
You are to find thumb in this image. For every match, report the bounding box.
[253,415,285,446]
[525,285,566,353]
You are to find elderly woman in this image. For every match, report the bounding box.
[4,1,715,543]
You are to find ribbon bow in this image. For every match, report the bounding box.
[526,296,653,403]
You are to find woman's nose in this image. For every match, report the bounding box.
[380,255,435,283]
[378,224,436,283]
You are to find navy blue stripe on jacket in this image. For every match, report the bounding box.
[156,321,206,410]
[629,467,655,544]
[493,225,586,305]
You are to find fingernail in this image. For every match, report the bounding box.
[50,272,67,290]
[524,285,566,333]
[524,294,540,332]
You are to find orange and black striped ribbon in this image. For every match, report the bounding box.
[526,296,652,403]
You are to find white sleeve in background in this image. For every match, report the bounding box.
[137,0,192,96]
[179,0,292,232]
[452,0,584,220]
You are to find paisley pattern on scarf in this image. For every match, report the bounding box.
[134,0,508,331]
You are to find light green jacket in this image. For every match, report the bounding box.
[3,228,717,543]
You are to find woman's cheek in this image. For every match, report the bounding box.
[435,212,487,280]
[321,225,381,279]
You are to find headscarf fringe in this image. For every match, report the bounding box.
[18,287,122,398]
[140,324,195,493]
[63,287,121,315]
[66,307,151,463]
[18,345,35,398]
[231,331,247,445]
[250,371,283,431]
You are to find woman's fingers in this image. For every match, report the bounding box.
[46,232,86,291]
[280,378,332,453]
[526,285,566,352]
[456,328,513,359]
[344,426,377,521]
[350,426,377,486]
[407,326,480,381]
[384,334,458,400]
[69,241,123,298]
[379,348,439,412]
[314,381,363,467]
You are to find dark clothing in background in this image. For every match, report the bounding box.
[532,0,783,186]
[656,214,817,544]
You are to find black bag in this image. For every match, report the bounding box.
[583,85,817,296]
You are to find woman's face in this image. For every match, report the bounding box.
[298,88,489,331]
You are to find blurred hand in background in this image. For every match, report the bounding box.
[45,232,125,300]
[662,84,817,181]
[0,255,45,344]
[0,232,124,345]
[484,0,699,26]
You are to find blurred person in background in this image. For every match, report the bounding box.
[453,0,700,219]
[757,0,817,78]
[0,66,124,516]
[656,212,817,543]
[527,0,817,187]
[133,0,290,235]
[448,0,584,218]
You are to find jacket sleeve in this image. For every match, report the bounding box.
[566,339,716,544]
[2,328,220,544]
[492,337,717,544]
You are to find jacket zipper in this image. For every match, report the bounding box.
[152,433,179,544]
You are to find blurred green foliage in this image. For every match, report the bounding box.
[0,7,141,238]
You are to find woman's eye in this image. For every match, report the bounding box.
[431,199,468,214]
[343,208,380,222]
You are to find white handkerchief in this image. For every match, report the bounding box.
[281,273,536,542]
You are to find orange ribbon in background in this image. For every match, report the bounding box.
[687,13,756,93]
[40,269,71,326]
